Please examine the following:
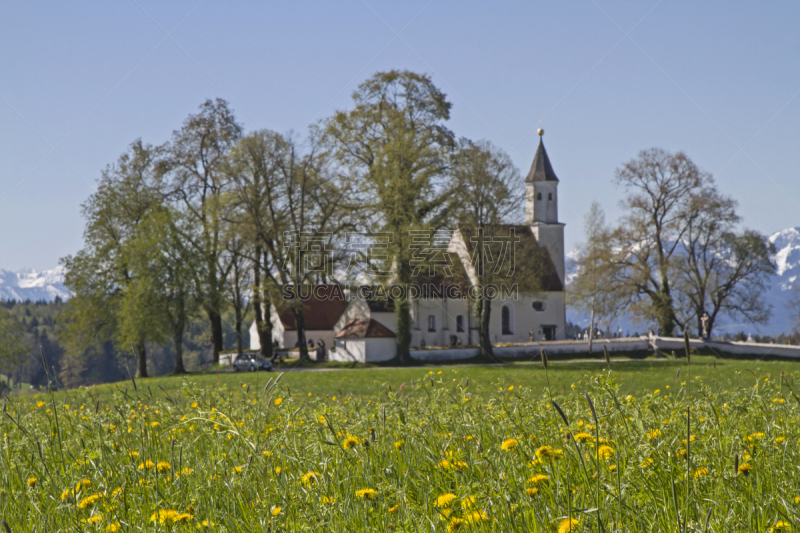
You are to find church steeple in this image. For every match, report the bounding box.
[525,129,565,284]
[525,131,559,183]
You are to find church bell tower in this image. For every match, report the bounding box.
[525,129,565,284]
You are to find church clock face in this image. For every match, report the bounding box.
[532,301,547,312]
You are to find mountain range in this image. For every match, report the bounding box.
[2,227,799,334]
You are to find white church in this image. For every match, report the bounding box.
[251,131,567,362]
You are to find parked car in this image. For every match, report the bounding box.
[232,353,272,372]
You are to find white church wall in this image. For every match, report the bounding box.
[365,338,397,362]
[331,338,366,363]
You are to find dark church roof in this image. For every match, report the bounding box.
[336,318,396,338]
[278,285,349,331]
[525,137,559,183]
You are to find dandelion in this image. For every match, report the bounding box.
[394,440,404,450]
[640,457,654,469]
[156,461,171,473]
[573,432,593,443]
[271,506,282,516]
[233,466,243,474]
[274,398,283,406]
[535,445,563,461]
[174,513,193,522]
[82,516,103,525]
[436,493,457,507]
[527,474,550,486]
[191,402,198,408]
[501,438,519,451]
[597,445,615,459]
[137,460,155,470]
[461,496,477,509]
[355,488,377,500]
[388,504,400,513]
[36,401,45,408]
[27,477,36,488]
[737,463,751,475]
[558,518,580,533]
[447,518,464,531]
[301,471,320,486]
[526,487,539,498]
[771,521,791,532]
[465,510,488,524]
[342,435,360,449]
[105,523,120,532]
[646,429,662,440]
[78,493,102,509]
[694,467,710,479]
[150,509,180,524]
[321,496,336,504]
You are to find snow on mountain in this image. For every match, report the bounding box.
[565,227,800,336]
[0,266,70,302]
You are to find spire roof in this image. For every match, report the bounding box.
[525,136,559,183]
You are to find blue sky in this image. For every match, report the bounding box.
[1,1,799,271]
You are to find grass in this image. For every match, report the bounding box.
[3,354,800,530]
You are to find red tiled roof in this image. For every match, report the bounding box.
[335,318,395,339]
[278,285,349,331]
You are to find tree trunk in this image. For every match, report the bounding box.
[395,260,412,364]
[135,342,148,378]
[293,306,309,361]
[208,306,223,364]
[173,332,186,374]
[477,295,494,359]
[588,298,595,354]
[234,291,243,357]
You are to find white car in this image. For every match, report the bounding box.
[232,354,272,372]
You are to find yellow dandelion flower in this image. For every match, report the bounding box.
[271,506,282,516]
[535,445,563,461]
[78,493,102,509]
[105,523,120,532]
[156,461,171,473]
[137,460,155,470]
[191,402,198,408]
[646,429,662,440]
[597,445,615,459]
[355,488,377,500]
[558,518,580,533]
[301,471,320,486]
[82,515,103,525]
[27,478,36,488]
[394,440,404,450]
[465,510,488,524]
[461,496,477,509]
[526,487,539,498]
[737,463,751,476]
[342,435,360,450]
[640,457,654,469]
[501,438,519,451]
[322,496,336,504]
[233,466,243,474]
[694,467,710,479]
[573,432,593,444]
[388,504,400,513]
[447,517,464,532]
[436,493,457,507]
[274,398,283,406]
[771,521,791,532]
[527,474,550,486]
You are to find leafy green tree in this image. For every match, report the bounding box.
[61,140,161,379]
[326,70,455,363]
[118,207,199,374]
[450,139,521,358]
[158,99,242,364]
[0,306,28,390]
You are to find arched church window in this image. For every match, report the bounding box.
[427,315,437,332]
[456,315,465,332]
[548,193,553,200]
[537,192,542,201]
[501,305,512,335]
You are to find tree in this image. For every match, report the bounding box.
[225,236,252,357]
[228,129,353,361]
[568,202,616,351]
[674,190,775,337]
[118,207,199,374]
[326,70,455,363]
[61,140,161,379]
[0,306,28,389]
[450,139,521,358]
[607,148,712,336]
[159,99,242,365]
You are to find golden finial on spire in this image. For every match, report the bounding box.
[537,128,544,137]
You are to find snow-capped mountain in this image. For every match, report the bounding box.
[566,227,800,336]
[0,266,70,302]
